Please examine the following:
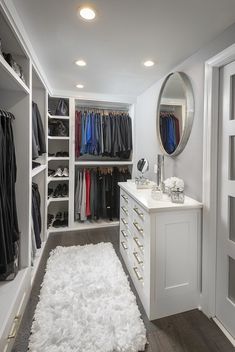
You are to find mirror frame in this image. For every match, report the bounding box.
[156,71,194,157]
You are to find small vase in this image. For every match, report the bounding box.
[170,188,185,203]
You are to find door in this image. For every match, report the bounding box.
[216,61,235,339]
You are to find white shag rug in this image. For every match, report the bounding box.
[29,242,147,352]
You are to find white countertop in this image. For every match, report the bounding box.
[118,182,202,213]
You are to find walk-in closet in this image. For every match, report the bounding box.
[1,0,235,351]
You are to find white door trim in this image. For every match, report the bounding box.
[202,43,235,317]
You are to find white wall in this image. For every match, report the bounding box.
[134,22,235,201]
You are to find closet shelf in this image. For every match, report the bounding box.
[48,176,70,182]
[48,157,69,161]
[48,136,70,140]
[74,161,133,166]
[48,113,70,120]
[0,54,30,94]
[31,242,46,285]
[48,226,70,233]
[32,164,47,178]
[48,220,119,233]
[47,197,69,205]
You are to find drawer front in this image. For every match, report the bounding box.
[132,202,147,222]
[120,190,129,205]
[2,272,30,352]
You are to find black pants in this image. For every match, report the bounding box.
[0,114,20,280]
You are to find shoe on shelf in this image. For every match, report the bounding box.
[48,188,53,198]
[55,212,62,220]
[53,184,62,198]
[61,183,68,197]
[62,167,69,177]
[48,168,55,177]
[62,151,69,157]
[61,212,68,227]
[53,168,63,177]
[53,219,62,228]
[48,152,55,157]
[55,151,63,157]
[47,213,54,228]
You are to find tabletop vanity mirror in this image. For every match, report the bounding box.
[156,72,194,156]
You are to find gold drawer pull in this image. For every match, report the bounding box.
[133,251,143,265]
[121,230,128,238]
[134,237,143,248]
[121,194,128,202]
[133,221,144,234]
[133,207,144,218]
[121,241,128,250]
[133,267,143,281]
[121,218,128,226]
[121,206,128,215]
[8,316,20,340]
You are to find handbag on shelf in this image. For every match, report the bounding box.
[3,52,25,82]
[55,99,69,116]
[48,119,68,137]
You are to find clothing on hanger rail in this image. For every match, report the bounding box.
[160,112,180,154]
[0,110,20,281]
[75,110,132,159]
[74,166,131,221]
[32,101,46,160]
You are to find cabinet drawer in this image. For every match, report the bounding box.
[133,234,144,253]
[120,190,129,204]
[120,216,129,228]
[3,290,27,352]
[132,249,144,268]
[120,204,129,217]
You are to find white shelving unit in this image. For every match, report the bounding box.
[48,136,69,140]
[48,157,69,161]
[48,176,69,182]
[47,197,69,206]
[48,112,70,120]
[32,164,47,178]
[0,54,30,93]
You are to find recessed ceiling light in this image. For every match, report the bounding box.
[76,84,84,89]
[143,60,155,67]
[75,60,87,67]
[79,7,96,20]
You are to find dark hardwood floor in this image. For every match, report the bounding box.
[12,228,235,352]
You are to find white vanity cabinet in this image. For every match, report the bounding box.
[119,182,202,320]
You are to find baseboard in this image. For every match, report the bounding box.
[213,317,235,347]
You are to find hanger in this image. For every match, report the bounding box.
[0,109,15,120]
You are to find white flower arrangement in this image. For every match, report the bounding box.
[163,177,184,192]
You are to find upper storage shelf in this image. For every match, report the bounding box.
[0,6,30,93]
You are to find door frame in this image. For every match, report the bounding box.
[202,43,235,319]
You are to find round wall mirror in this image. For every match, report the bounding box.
[156,72,194,157]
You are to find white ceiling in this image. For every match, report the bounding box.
[9,0,235,98]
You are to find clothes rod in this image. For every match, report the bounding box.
[75,105,129,112]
